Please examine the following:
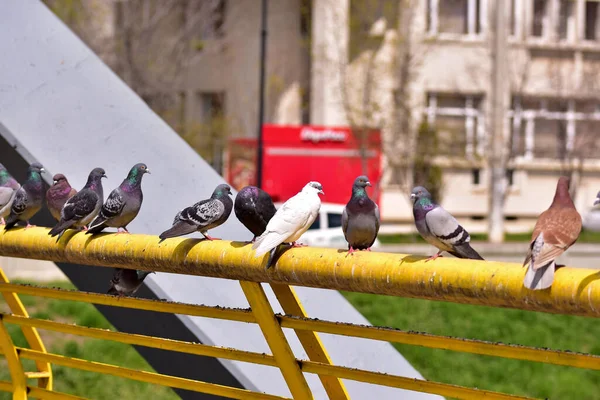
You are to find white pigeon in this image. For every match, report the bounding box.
[252,181,324,263]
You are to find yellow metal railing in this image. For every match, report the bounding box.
[0,227,598,399]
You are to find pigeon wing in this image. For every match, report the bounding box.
[10,187,28,216]
[0,187,14,209]
[62,190,99,222]
[425,206,470,248]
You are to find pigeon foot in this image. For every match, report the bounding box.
[24,222,36,230]
[425,251,443,262]
[116,228,130,235]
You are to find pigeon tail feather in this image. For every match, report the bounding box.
[159,221,198,240]
[252,231,289,257]
[4,215,19,230]
[86,223,107,234]
[449,243,484,260]
[48,219,77,237]
[523,261,555,290]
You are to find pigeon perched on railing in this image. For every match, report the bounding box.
[48,167,106,238]
[253,181,324,268]
[234,185,277,242]
[411,186,484,261]
[342,175,380,254]
[87,163,150,234]
[107,268,154,297]
[523,176,581,290]
[159,183,233,241]
[46,174,77,222]
[4,162,45,230]
[0,163,20,225]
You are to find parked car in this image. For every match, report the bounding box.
[274,202,382,249]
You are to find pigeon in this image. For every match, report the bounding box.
[342,175,380,254]
[107,268,155,297]
[234,185,277,242]
[4,162,45,230]
[159,183,233,241]
[411,186,484,261]
[523,176,582,290]
[87,163,150,234]
[46,174,77,222]
[253,181,324,268]
[594,191,600,206]
[0,163,20,225]
[48,167,106,238]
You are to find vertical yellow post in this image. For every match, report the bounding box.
[239,281,313,400]
[0,315,27,400]
[0,268,52,389]
[270,283,350,399]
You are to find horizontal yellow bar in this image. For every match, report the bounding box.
[5,314,276,367]
[0,228,599,317]
[279,316,600,370]
[18,348,290,400]
[0,380,11,392]
[0,283,255,323]
[301,360,535,400]
[24,371,52,379]
[27,387,87,400]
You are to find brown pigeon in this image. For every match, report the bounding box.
[46,174,77,222]
[523,176,581,290]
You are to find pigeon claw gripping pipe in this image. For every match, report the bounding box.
[523,176,582,290]
[342,175,380,256]
[411,186,484,261]
[253,181,324,269]
[159,184,233,241]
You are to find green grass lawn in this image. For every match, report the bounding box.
[0,281,178,400]
[2,280,599,399]
[343,291,600,399]
[380,229,600,244]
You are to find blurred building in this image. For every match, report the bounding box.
[47,0,600,232]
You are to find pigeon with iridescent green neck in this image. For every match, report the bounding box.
[0,163,20,225]
[4,163,45,230]
[411,186,484,261]
[87,163,150,234]
[48,167,106,238]
[107,268,155,297]
[342,175,380,254]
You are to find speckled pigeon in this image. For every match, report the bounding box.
[0,163,20,225]
[342,176,380,254]
[87,163,150,234]
[48,167,106,238]
[253,181,324,268]
[523,177,581,290]
[4,163,45,230]
[411,186,484,261]
[107,268,155,297]
[46,174,77,222]
[159,183,233,241]
[234,185,277,242]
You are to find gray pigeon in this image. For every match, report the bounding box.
[48,167,106,238]
[87,163,150,234]
[234,185,277,242]
[594,191,600,206]
[0,163,20,225]
[159,183,233,241]
[411,186,484,261]
[4,162,45,230]
[342,175,380,254]
[107,268,154,297]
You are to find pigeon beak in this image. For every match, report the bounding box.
[319,190,325,195]
[53,180,58,185]
[145,169,151,174]
[594,198,600,206]
[366,181,372,187]
[410,193,416,201]
[40,168,45,173]
[102,174,107,179]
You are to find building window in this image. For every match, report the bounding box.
[585,1,600,40]
[425,93,485,157]
[506,169,515,186]
[532,0,549,38]
[558,0,575,41]
[472,169,481,185]
[509,96,600,160]
[427,0,486,36]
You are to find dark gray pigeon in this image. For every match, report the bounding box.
[0,163,20,225]
[48,167,106,238]
[411,186,484,261]
[159,183,233,241]
[107,268,154,297]
[87,163,150,234]
[234,185,277,242]
[46,174,77,222]
[342,175,380,254]
[4,163,45,230]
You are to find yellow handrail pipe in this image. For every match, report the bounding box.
[1,227,600,317]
